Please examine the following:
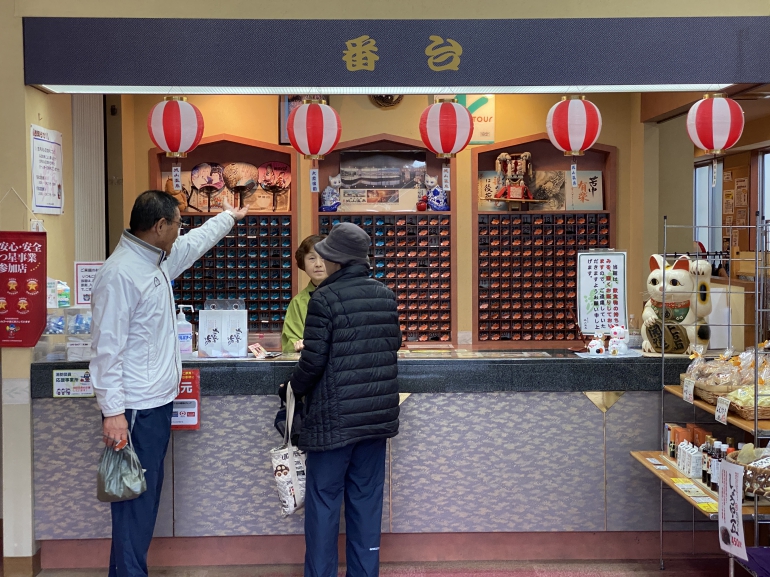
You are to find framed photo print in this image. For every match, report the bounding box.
[279,95,330,145]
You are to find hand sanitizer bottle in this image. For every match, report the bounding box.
[177,305,194,355]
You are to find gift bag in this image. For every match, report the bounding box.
[96,424,146,502]
[269,382,306,517]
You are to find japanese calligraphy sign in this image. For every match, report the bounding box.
[74,262,103,306]
[53,369,94,398]
[172,369,201,430]
[577,252,627,336]
[31,124,64,215]
[719,461,747,561]
[0,232,47,347]
[567,171,603,210]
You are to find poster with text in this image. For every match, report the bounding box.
[577,252,627,335]
[0,232,47,347]
[436,94,495,144]
[566,171,603,210]
[477,171,508,211]
[172,369,201,430]
[31,125,64,214]
[719,461,748,561]
[75,262,103,307]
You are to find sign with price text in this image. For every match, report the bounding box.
[0,231,47,347]
[172,369,201,430]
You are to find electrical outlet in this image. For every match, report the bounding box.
[30,219,44,232]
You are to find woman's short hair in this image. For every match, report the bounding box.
[295,235,325,271]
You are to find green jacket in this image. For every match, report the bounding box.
[281,281,315,353]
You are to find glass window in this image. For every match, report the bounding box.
[693,160,722,253]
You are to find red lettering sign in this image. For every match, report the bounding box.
[172,369,201,430]
[0,232,47,348]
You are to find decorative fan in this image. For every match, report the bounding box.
[369,95,403,108]
[191,163,225,212]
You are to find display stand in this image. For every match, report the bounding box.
[150,135,298,334]
[313,134,457,346]
[471,134,617,348]
[631,217,770,574]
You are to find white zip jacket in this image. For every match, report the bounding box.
[90,212,235,417]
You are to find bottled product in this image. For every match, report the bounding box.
[710,442,723,492]
[177,305,194,355]
[702,437,713,485]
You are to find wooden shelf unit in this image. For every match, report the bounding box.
[313,134,458,345]
[150,135,299,333]
[665,384,770,438]
[471,134,617,347]
[630,451,770,521]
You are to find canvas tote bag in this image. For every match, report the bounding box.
[269,382,307,516]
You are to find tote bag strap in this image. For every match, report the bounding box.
[283,383,301,498]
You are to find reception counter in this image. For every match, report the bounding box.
[29,351,723,568]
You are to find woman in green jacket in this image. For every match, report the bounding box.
[281,234,328,353]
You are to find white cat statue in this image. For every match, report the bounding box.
[608,325,628,356]
[424,174,449,211]
[641,254,712,354]
[587,332,606,355]
[320,174,341,212]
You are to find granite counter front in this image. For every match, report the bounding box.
[31,350,690,398]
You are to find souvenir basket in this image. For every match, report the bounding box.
[727,400,770,421]
[680,373,742,405]
[726,452,770,498]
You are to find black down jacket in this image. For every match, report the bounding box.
[289,264,401,452]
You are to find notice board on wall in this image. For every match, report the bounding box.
[576,251,628,335]
[0,231,47,347]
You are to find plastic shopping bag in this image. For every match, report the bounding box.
[269,382,306,517]
[96,432,146,503]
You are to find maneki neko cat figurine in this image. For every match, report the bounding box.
[608,325,628,356]
[424,174,449,211]
[587,332,606,355]
[320,173,341,212]
[641,255,711,354]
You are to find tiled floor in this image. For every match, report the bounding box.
[34,559,749,577]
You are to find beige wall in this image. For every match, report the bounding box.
[123,92,646,332]
[14,0,770,18]
[657,115,695,255]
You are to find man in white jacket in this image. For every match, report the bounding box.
[90,190,247,577]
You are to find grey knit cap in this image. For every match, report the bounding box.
[314,222,371,266]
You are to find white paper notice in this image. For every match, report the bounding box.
[31,124,64,214]
[715,397,730,425]
[74,262,103,307]
[719,461,748,561]
[53,369,95,398]
[683,378,695,404]
[646,458,662,465]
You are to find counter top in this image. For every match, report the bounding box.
[31,350,690,398]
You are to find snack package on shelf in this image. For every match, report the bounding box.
[692,347,743,404]
[685,345,707,377]
[723,362,770,420]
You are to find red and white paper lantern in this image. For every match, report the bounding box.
[686,94,744,154]
[287,100,342,160]
[546,96,602,156]
[419,100,474,158]
[147,96,204,158]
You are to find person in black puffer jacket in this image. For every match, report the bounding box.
[288,222,400,577]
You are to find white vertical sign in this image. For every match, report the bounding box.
[31,124,64,214]
[442,166,451,191]
[577,252,627,335]
[74,262,103,306]
[309,168,320,193]
[719,461,748,561]
[172,165,182,190]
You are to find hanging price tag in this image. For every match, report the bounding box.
[570,163,578,187]
[683,378,695,404]
[442,166,451,191]
[309,168,319,193]
[172,165,182,190]
[715,396,730,425]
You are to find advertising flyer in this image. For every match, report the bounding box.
[31,124,64,215]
